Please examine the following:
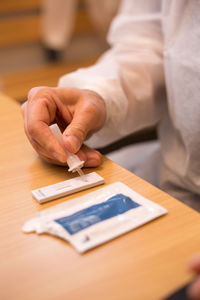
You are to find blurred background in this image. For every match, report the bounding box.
[0,0,157,164]
[0,0,119,103]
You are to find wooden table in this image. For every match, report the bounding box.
[1,92,200,300]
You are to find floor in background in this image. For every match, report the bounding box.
[0,0,110,101]
[0,35,107,75]
[0,34,108,102]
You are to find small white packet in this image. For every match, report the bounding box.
[22,182,167,253]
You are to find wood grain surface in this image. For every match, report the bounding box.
[0,93,200,300]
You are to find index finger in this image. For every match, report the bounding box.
[25,90,67,162]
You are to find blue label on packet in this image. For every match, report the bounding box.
[55,193,140,235]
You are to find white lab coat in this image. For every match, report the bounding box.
[58,0,200,208]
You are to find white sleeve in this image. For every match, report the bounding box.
[58,0,165,147]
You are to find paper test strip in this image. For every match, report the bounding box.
[32,172,104,204]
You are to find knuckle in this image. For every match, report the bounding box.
[35,87,51,98]
[84,101,96,114]
[28,87,41,100]
[80,99,98,117]
[81,92,103,114]
[70,123,86,140]
[75,125,86,140]
[28,87,53,102]
[47,144,56,154]
[27,123,38,137]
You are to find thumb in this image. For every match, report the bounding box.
[61,90,106,153]
[62,124,85,153]
[62,109,92,153]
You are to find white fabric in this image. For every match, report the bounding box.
[58,0,200,204]
[107,141,160,179]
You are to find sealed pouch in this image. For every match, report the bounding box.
[22,182,167,253]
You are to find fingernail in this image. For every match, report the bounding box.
[63,135,81,153]
[53,152,66,163]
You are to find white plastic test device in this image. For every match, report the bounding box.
[31,172,104,203]
[31,124,105,203]
[50,123,85,176]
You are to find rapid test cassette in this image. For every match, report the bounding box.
[32,172,104,204]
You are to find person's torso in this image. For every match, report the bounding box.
[159,0,200,198]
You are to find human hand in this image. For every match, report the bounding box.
[187,254,200,299]
[21,87,106,167]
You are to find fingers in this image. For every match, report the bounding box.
[62,90,106,153]
[187,277,200,300]
[189,254,200,272]
[187,254,200,300]
[39,154,68,166]
[23,98,102,167]
[26,122,67,163]
[21,86,105,167]
[35,147,101,168]
[77,148,102,167]
[22,88,67,163]
[39,147,102,168]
